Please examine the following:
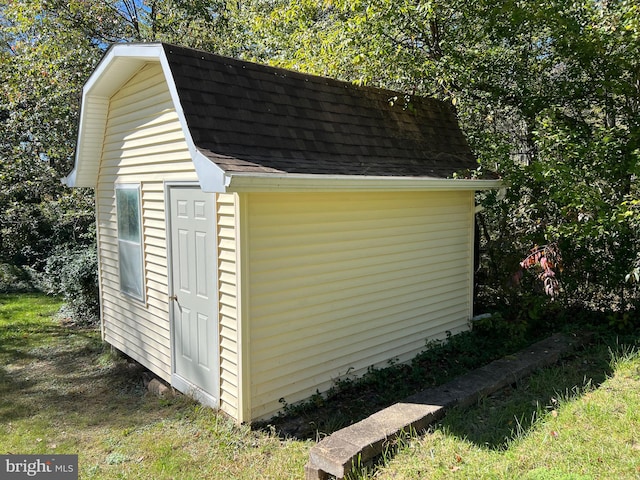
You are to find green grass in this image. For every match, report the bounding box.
[0,293,311,479]
[2,293,639,479]
[367,341,640,479]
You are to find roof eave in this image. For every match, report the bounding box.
[222,172,503,193]
[64,43,229,192]
[64,43,168,188]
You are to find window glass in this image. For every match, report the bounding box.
[116,188,141,242]
[116,185,144,301]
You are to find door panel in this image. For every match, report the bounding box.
[169,186,218,398]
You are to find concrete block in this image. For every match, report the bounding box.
[308,435,360,477]
[147,378,173,398]
[304,463,329,480]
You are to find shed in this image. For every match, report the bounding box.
[64,42,501,423]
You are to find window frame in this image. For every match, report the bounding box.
[115,183,146,303]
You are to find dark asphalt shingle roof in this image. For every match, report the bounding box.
[162,44,478,178]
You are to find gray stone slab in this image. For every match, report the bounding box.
[304,463,329,480]
[306,333,584,479]
[308,435,360,477]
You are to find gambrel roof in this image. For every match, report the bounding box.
[65,43,499,192]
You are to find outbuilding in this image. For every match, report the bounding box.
[64,43,500,423]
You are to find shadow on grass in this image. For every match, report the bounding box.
[436,340,617,450]
[0,319,177,435]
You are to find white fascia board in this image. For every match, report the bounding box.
[223,172,503,192]
[64,44,166,187]
[65,43,226,191]
[157,48,227,193]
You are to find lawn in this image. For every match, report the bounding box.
[1,293,638,479]
[0,294,311,479]
[371,341,640,480]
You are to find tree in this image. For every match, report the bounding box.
[0,0,245,268]
[240,0,640,312]
[0,1,109,269]
[1,0,638,317]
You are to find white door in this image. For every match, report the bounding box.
[168,186,218,403]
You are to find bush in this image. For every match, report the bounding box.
[0,263,37,293]
[39,245,99,325]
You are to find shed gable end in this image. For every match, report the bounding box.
[96,62,198,381]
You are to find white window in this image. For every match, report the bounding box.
[116,185,145,301]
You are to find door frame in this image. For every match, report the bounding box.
[165,181,220,408]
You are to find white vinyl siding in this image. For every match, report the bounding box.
[244,190,475,420]
[217,193,241,419]
[96,62,200,381]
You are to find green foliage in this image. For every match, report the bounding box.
[2,0,639,326]
[0,293,311,478]
[1,1,103,275]
[39,245,99,325]
[0,1,244,320]
[0,264,36,293]
[242,0,640,315]
[265,326,534,438]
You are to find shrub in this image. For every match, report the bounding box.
[0,263,36,293]
[40,245,99,325]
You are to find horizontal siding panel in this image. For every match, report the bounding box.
[220,331,237,352]
[147,279,168,298]
[146,260,168,277]
[102,300,170,345]
[104,328,171,381]
[249,228,468,269]
[251,248,468,301]
[102,288,169,324]
[106,101,175,131]
[97,172,199,184]
[249,228,468,271]
[259,301,469,366]
[250,209,468,236]
[252,321,470,418]
[104,302,170,348]
[105,128,185,150]
[101,153,192,173]
[247,190,474,420]
[146,294,170,315]
[252,276,469,339]
[143,204,169,218]
[96,62,197,389]
[144,226,167,241]
[104,119,183,145]
[219,401,238,420]
[111,64,166,98]
[220,306,237,322]
[144,243,167,261]
[109,88,172,119]
[102,138,190,161]
[218,238,236,251]
[221,373,237,395]
[104,112,182,139]
[143,217,170,231]
[144,234,167,249]
[219,271,237,288]
[216,193,239,420]
[252,284,465,344]
[252,288,469,364]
